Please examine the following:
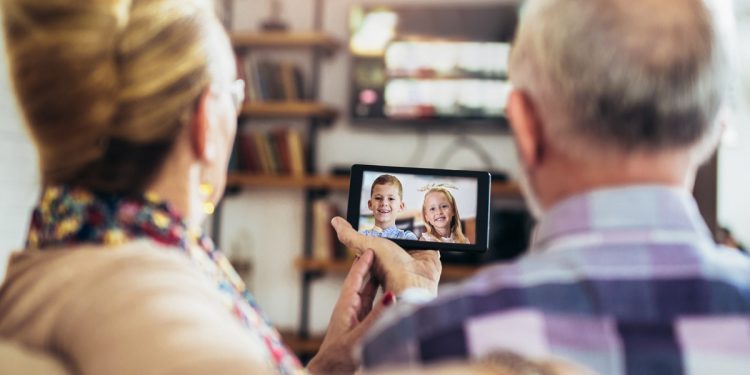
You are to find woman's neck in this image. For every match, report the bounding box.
[148,153,205,231]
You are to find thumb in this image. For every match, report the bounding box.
[349,291,396,340]
[331,216,361,250]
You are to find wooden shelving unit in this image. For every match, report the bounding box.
[240,102,337,120]
[226,173,521,196]
[224,23,345,357]
[295,257,481,281]
[231,31,339,53]
[223,19,526,363]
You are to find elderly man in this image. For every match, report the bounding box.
[332,0,750,373]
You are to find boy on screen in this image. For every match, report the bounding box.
[360,175,418,240]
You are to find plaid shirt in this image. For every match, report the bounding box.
[361,186,750,374]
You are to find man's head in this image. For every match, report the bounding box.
[368,175,406,228]
[506,0,729,215]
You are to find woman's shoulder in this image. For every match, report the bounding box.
[4,241,196,283]
[0,241,272,373]
[0,241,203,340]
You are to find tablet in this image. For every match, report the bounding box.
[347,164,491,252]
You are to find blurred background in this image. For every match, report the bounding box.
[1,0,748,360]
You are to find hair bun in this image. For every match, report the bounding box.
[2,0,137,182]
[3,0,221,194]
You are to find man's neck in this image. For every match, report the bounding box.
[534,150,697,211]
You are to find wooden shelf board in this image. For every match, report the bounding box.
[240,102,337,119]
[226,174,348,190]
[226,173,520,197]
[295,257,481,281]
[492,181,521,196]
[279,330,323,355]
[231,31,338,52]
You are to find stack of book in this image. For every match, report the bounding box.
[243,59,306,102]
[237,128,307,176]
[311,199,347,261]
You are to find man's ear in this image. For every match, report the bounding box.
[190,89,215,162]
[507,90,544,169]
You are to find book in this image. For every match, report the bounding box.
[252,130,270,174]
[261,131,278,174]
[287,129,306,176]
[272,128,291,175]
[238,131,259,172]
[312,199,338,261]
[280,62,298,101]
[242,60,306,102]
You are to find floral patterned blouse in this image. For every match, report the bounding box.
[26,185,304,375]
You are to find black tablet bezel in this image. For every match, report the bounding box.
[347,164,491,252]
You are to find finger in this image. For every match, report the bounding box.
[350,291,396,340]
[342,249,374,295]
[357,276,379,321]
[331,217,366,252]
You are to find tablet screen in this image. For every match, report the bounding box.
[348,164,490,252]
[358,171,479,244]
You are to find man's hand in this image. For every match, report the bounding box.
[307,250,395,374]
[331,217,442,296]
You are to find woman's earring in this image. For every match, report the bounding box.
[200,183,216,215]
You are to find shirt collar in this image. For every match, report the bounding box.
[381,226,401,235]
[531,185,713,250]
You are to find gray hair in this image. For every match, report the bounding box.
[509,0,729,162]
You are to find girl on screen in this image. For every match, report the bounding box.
[419,185,470,244]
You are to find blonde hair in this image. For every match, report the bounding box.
[2,0,231,195]
[421,188,467,243]
[370,174,404,199]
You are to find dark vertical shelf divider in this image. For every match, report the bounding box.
[298,0,326,345]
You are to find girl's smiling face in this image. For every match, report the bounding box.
[424,191,454,235]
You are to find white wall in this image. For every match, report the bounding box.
[0,26,40,281]
[718,1,750,246]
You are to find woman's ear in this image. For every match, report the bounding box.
[190,90,211,161]
[507,90,544,169]
[190,88,220,163]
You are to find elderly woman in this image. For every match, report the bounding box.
[0,0,440,374]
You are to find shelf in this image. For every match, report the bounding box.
[226,174,348,190]
[226,173,521,197]
[492,181,521,196]
[240,102,337,120]
[231,31,339,53]
[279,330,323,355]
[295,257,481,282]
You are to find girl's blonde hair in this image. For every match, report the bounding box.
[2,0,229,195]
[421,188,467,243]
